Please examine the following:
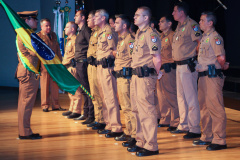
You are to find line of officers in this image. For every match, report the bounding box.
[16,1,229,157]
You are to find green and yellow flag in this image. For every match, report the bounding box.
[0,0,93,99]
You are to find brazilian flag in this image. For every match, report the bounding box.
[0,0,93,99]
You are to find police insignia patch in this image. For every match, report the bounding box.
[192,24,199,32]
[215,37,221,45]
[107,34,112,40]
[129,42,134,49]
[152,45,158,51]
[195,32,200,37]
[151,35,157,43]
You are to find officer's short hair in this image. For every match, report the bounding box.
[138,6,152,21]
[40,18,50,26]
[78,10,87,18]
[68,21,78,32]
[96,9,109,22]
[174,2,189,16]
[115,14,131,29]
[201,11,217,26]
[109,16,116,22]
[89,10,96,17]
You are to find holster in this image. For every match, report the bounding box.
[161,63,176,73]
[122,67,132,79]
[188,59,196,72]
[87,56,97,66]
[107,56,115,68]
[70,58,76,68]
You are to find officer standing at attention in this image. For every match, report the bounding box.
[113,14,136,144]
[16,10,42,139]
[61,22,83,119]
[73,10,95,125]
[127,6,161,157]
[94,9,123,137]
[193,11,229,151]
[171,2,202,139]
[38,18,65,112]
[156,16,179,131]
[85,10,106,130]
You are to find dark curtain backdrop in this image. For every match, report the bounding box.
[83,0,239,66]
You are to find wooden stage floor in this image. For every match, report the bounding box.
[0,88,240,160]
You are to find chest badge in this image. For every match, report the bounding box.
[165,38,168,42]
[121,41,124,46]
[206,38,209,43]
[182,27,185,32]
[129,42,134,49]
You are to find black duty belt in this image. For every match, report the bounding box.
[174,56,197,65]
[132,67,157,78]
[198,69,222,78]
[87,56,97,66]
[96,56,115,68]
[112,67,132,79]
[160,63,176,73]
[76,59,88,63]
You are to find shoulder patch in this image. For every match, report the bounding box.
[214,37,221,45]
[150,33,158,43]
[107,33,112,40]
[129,42,134,49]
[152,44,158,51]
[195,31,200,37]
[192,24,199,32]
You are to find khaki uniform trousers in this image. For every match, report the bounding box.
[117,77,136,137]
[198,76,226,145]
[131,75,158,151]
[67,66,82,114]
[40,69,60,109]
[176,64,201,133]
[97,65,122,132]
[18,72,39,136]
[88,65,104,123]
[156,69,179,127]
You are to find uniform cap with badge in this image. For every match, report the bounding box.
[17,10,38,20]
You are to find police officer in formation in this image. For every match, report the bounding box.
[16,1,229,157]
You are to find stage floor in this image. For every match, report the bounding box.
[0,88,240,160]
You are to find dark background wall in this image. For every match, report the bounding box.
[0,0,239,88]
[85,0,239,67]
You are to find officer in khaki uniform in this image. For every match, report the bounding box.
[127,7,161,157]
[16,10,42,139]
[171,2,202,138]
[86,10,106,130]
[61,22,82,118]
[113,14,136,144]
[156,16,179,131]
[193,11,229,151]
[38,18,64,112]
[94,9,123,137]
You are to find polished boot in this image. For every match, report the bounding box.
[67,113,81,119]
[122,138,136,147]
[206,144,227,151]
[105,132,124,138]
[183,132,201,139]
[193,139,211,145]
[115,133,131,141]
[62,111,72,116]
[82,117,95,125]
[97,129,111,134]
[127,145,143,152]
[19,133,42,140]
[74,115,87,120]
[136,148,159,157]
[92,123,106,130]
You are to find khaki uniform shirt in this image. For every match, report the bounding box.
[62,34,76,65]
[131,25,161,69]
[114,32,134,71]
[160,30,175,64]
[87,27,99,58]
[172,17,202,61]
[197,28,225,72]
[96,24,118,60]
